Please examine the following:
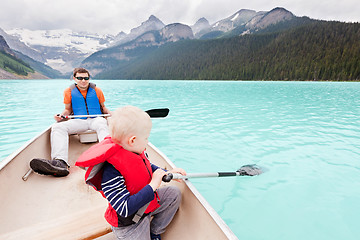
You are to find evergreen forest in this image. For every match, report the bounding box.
[97,21,360,81]
[0,50,34,76]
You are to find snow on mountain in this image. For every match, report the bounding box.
[4,16,164,73]
[210,9,258,32]
[6,28,113,54]
[2,7,296,74]
[195,8,295,38]
[5,28,115,73]
[0,27,45,63]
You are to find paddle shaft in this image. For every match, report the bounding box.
[162,171,242,182]
[62,114,109,119]
[60,108,169,119]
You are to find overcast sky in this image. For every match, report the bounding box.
[0,0,358,35]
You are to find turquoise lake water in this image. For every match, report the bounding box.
[1,80,360,239]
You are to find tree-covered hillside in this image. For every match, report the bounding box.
[14,51,65,79]
[97,21,359,81]
[0,50,34,76]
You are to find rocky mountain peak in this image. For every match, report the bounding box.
[130,15,165,35]
[250,7,295,29]
[109,15,166,46]
[231,9,258,25]
[2,7,301,76]
[161,23,194,42]
[148,15,160,22]
[0,35,14,56]
[113,31,127,43]
[192,18,210,35]
[264,7,294,20]
[195,17,210,25]
[211,9,258,32]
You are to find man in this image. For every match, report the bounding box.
[30,67,110,177]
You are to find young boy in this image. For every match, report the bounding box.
[76,106,186,240]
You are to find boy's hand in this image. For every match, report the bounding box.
[169,168,186,176]
[168,168,187,182]
[149,169,166,191]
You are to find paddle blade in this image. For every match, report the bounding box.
[237,164,263,176]
[146,108,170,118]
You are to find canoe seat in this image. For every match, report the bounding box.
[0,206,111,240]
[78,130,98,143]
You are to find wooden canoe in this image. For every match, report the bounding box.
[0,126,238,240]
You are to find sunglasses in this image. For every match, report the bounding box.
[75,77,90,80]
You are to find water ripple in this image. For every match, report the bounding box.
[1,80,360,240]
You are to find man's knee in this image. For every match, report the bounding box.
[51,121,67,132]
[93,117,108,126]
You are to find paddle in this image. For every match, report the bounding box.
[59,108,170,119]
[162,164,262,182]
[145,108,170,118]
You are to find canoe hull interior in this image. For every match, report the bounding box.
[0,127,236,240]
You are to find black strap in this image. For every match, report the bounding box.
[132,202,150,223]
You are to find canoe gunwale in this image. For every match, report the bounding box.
[148,143,238,240]
[0,126,52,171]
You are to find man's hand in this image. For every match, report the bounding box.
[54,114,64,122]
[54,109,71,122]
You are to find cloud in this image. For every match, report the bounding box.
[0,0,358,35]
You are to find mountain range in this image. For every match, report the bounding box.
[0,7,359,80]
[0,7,295,76]
[83,7,300,76]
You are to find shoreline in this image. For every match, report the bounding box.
[0,78,359,82]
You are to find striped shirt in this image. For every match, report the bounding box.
[101,161,159,217]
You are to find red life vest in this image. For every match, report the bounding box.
[75,136,160,227]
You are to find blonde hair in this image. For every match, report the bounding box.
[109,106,152,143]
